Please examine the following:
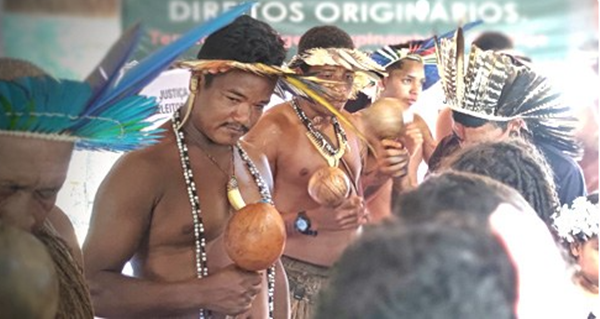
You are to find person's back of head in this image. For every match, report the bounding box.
[297,25,354,54]
[197,15,286,66]
[448,139,560,225]
[394,170,529,223]
[473,31,514,51]
[316,217,517,319]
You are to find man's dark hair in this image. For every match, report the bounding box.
[449,139,560,225]
[316,217,517,319]
[294,25,354,74]
[452,111,509,131]
[473,31,514,51]
[196,15,286,86]
[297,25,354,54]
[394,171,527,223]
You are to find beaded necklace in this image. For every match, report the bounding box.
[172,111,275,319]
[291,98,349,167]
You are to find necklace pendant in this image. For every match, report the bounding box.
[227,176,247,210]
[327,157,338,168]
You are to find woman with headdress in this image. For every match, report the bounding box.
[429,28,586,206]
[552,193,599,318]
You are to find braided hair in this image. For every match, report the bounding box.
[448,138,560,226]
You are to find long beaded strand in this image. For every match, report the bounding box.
[173,111,209,319]
[173,111,276,319]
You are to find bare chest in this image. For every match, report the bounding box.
[274,125,363,211]
[148,153,266,252]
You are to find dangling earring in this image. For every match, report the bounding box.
[178,76,198,130]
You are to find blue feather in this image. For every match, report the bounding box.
[85,23,143,111]
[1,76,161,151]
[88,1,255,115]
[423,64,440,90]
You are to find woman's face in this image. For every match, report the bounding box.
[572,236,599,285]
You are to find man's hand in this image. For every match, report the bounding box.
[200,264,262,315]
[401,123,425,157]
[309,195,367,231]
[376,139,410,178]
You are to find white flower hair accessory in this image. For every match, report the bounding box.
[551,196,599,243]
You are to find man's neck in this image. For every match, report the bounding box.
[295,98,335,128]
[180,120,232,158]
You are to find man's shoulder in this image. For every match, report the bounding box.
[105,138,177,185]
[260,101,295,126]
[248,102,296,139]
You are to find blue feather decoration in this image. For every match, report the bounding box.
[85,23,143,111]
[0,76,162,151]
[1,2,255,151]
[370,20,482,91]
[89,1,255,114]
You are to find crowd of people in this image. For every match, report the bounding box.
[0,7,598,319]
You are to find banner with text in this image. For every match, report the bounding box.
[123,0,595,62]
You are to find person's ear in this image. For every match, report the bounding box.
[507,119,525,137]
[189,75,200,92]
[381,75,390,89]
[293,67,304,75]
[570,242,582,259]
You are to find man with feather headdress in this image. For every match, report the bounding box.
[244,25,410,319]
[429,28,586,206]
[0,50,161,319]
[83,14,293,319]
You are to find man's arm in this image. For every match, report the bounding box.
[83,152,260,317]
[83,152,201,317]
[244,111,284,177]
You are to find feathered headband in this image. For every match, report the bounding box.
[287,47,386,99]
[370,20,482,90]
[436,27,581,158]
[552,196,599,243]
[177,58,374,148]
[0,2,255,151]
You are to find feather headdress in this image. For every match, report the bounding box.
[287,47,386,99]
[436,27,582,158]
[370,20,482,90]
[177,58,371,144]
[0,2,254,151]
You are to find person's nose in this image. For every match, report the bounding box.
[232,103,253,127]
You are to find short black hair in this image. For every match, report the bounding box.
[316,218,517,319]
[297,25,354,54]
[449,139,560,226]
[394,171,527,224]
[196,16,286,87]
[473,31,514,51]
[197,15,286,65]
[452,111,509,131]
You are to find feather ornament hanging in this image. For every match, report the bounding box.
[0,2,255,151]
[436,27,582,158]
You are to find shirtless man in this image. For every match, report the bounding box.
[364,41,440,221]
[244,26,408,318]
[83,16,289,318]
